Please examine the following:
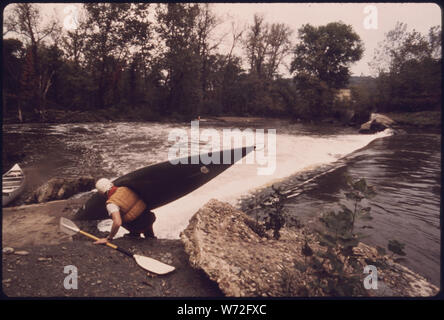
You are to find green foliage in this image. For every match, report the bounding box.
[5,3,438,123]
[348,84,375,124]
[302,176,377,296]
[291,22,364,90]
[244,217,269,239]
[245,183,303,241]
[244,14,293,80]
[3,38,25,118]
[371,22,442,112]
[388,239,406,257]
[290,22,363,118]
[261,185,287,240]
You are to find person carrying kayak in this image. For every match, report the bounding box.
[93,178,156,244]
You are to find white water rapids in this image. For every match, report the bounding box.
[87,122,393,239]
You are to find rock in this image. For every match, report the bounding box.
[181,199,439,297]
[359,113,395,134]
[26,176,95,204]
[37,257,52,262]
[370,113,394,126]
[181,199,311,297]
[359,120,372,133]
[14,250,29,256]
[3,247,14,254]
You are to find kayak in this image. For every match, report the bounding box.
[2,164,25,206]
[74,146,255,220]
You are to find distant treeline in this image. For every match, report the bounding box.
[2,4,441,123]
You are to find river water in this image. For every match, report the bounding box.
[2,120,440,286]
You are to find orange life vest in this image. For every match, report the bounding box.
[106,186,147,222]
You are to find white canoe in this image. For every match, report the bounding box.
[2,164,25,206]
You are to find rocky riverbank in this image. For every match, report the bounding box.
[2,196,438,297]
[358,111,441,134]
[181,200,439,297]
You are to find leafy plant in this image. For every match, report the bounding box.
[302,176,378,296]
[260,185,289,240]
[387,239,407,262]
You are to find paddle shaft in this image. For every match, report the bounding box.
[78,230,133,257]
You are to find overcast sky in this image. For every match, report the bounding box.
[212,3,441,76]
[5,3,441,77]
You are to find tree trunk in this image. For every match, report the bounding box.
[18,103,23,123]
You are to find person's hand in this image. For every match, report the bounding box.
[94,238,109,245]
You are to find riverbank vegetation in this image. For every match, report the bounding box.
[3,4,441,125]
[249,176,410,296]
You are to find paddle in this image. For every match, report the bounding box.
[59,217,175,275]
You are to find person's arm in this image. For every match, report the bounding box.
[107,211,122,240]
[94,210,122,245]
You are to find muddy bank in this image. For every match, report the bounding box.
[2,197,222,297]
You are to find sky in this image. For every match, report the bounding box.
[4,3,442,77]
[211,3,441,76]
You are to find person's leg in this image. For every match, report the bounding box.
[143,211,156,239]
[122,219,142,239]
[122,211,156,239]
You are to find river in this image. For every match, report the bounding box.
[2,119,440,286]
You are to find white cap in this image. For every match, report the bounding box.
[95,178,113,194]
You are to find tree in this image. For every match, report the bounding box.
[195,3,225,98]
[2,39,25,118]
[155,3,202,116]
[241,14,294,116]
[19,48,38,121]
[4,3,60,118]
[226,20,245,63]
[264,23,293,79]
[370,22,442,112]
[290,22,363,116]
[38,43,64,109]
[83,3,153,108]
[205,54,245,115]
[428,26,442,60]
[291,22,363,89]
[244,14,269,77]
[244,14,293,80]
[61,22,86,69]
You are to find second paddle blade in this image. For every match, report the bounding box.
[133,254,175,275]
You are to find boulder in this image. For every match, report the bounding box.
[181,199,308,297]
[359,113,395,134]
[359,120,372,133]
[181,199,439,297]
[26,176,95,204]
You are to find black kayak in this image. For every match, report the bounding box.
[74,146,255,220]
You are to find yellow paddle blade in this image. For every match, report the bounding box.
[133,254,175,275]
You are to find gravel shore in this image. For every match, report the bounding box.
[2,197,222,298]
